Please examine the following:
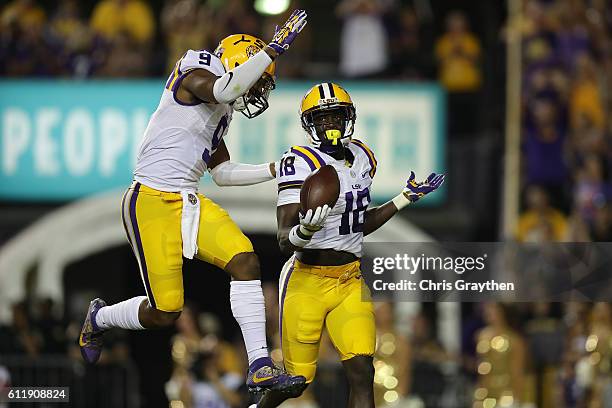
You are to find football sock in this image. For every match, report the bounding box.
[230,280,269,365]
[95,296,146,330]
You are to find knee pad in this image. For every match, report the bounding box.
[157,289,183,312]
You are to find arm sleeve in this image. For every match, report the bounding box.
[209,161,273,186]
[277,151,311,207]
[212,50,273,104]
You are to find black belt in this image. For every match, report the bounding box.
[295,249,359,266]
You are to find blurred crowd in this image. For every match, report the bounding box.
[516,0,612,244]
[3,293,612,408]
[0,0,496,159]
[462,301,612,408]
[0,0,485,135]
[0,296,133,363]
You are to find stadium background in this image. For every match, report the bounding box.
[0,0,610,407]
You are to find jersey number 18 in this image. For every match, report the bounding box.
[340,188,370,235]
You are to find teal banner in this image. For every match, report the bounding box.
[1,80,158,199]
[0,80,445,203]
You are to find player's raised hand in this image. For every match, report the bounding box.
[299,205,330,236]
[403,171,445,203]
[268,9,308,56]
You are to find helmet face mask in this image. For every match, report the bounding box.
[302,106,355,149]
[233,73,276,118]
[311,108,346,134]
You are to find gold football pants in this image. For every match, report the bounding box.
[122,182,254,312]
[279,257,375,383]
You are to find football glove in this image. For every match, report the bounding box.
[299,205,330,236]
[288,205,330,247]
[392,171,445,210]
[404,172,445,202]
[268,9,308,56]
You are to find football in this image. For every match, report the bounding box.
[300,165,340,213]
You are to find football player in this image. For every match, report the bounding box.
[78,10,308,395]
[258,83,444,407]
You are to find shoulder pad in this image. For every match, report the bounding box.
[289,145,327,172]
[350,139,377,178]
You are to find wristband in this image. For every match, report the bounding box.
[391,192,411,211]
[288,225,311,247]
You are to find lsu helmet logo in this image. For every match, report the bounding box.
[246,45,260,57]
[318,97,339,105]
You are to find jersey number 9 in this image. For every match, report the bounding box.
[202,115,228,164]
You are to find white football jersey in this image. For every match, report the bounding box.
[134,49,232,192]
[277,140,377,257]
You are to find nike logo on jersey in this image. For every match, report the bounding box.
[221,72,234,91]
[361,171,368,178]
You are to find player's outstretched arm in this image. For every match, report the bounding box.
[208,140,276,186]
[182,10,307,105]
[363,171,445,236]
[363,201,398,236]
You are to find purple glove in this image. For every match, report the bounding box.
[403,171,445,202]
[268,9,308,55]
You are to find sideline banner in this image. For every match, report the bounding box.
[0,80,445,203]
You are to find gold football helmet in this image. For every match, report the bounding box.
[214,34,276,118]
[300,82,356,148]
